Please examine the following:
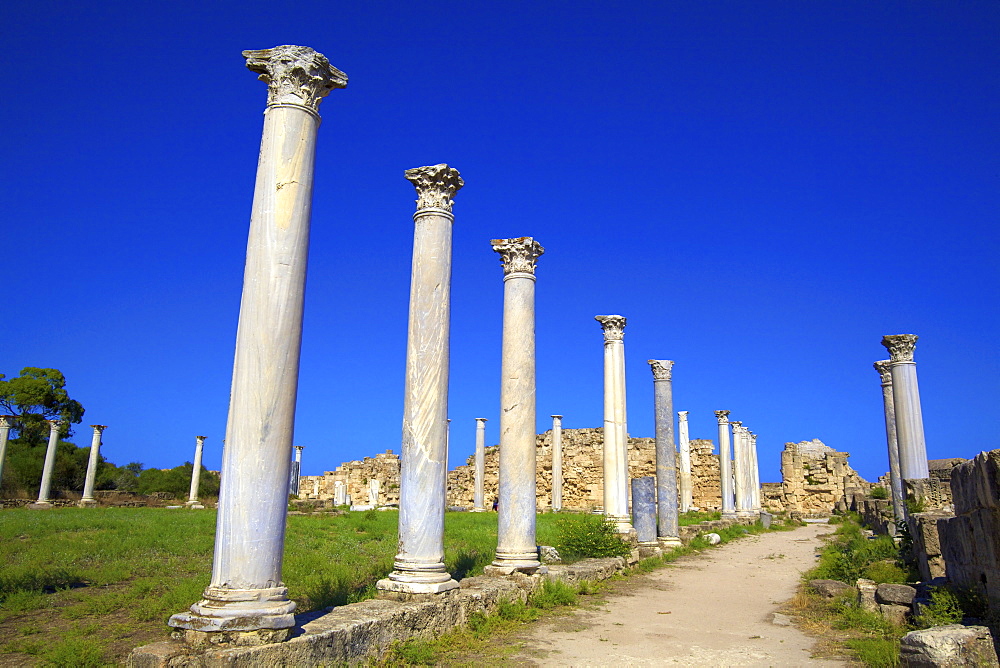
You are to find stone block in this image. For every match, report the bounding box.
[899,624,999,667]
[877,583,917,607]
[857,578,879,612]
[809,579,855,599]
[879,604,910,626]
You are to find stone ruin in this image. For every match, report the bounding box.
[772,439,869,515]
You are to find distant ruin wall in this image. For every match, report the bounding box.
[775,439,869,515]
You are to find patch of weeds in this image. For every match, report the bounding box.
[41,635,112,667]
[576,580,598,596]
[18,623,41,636]
[530,578,578,609]
[869,487,888,500]
[914,586,963,628]
[0,589,49,613]
[862,561,908,584]
[393,638,437,665]
[635,557,662,573]
[553,514,631,560]
[844,638,899,667]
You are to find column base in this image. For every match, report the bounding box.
[722,511,738,519]
[736,510,756,519]
[27,501,53,510]
[173,628,291,647]
[375,576,459,599]
[657,536,683,549]
[185,501,206,509]
[169,586,296,635]
[78,499,98,508]
[487,549,547,575]
[606,514,635,535]
[484,563,548,577]
[470,507,486,513]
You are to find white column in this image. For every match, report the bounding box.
[290,445,303,496]
[488,237,545,575]
[472,418,487,512]
[79,425,107,507]
[444,419,451,504]
[874,360,905,520]
[677,411,692,513]
[882,335,930,480]
[733,422,754,517]
[170,45,346,640]
[377,164,463,598]
[596,315,633,534]
[715,411,736,518]
[649,360,680,546]
[748,430,762,513]
[0,416,14,487]
[551,415,563,512]
[186,436,207,508]
[30,420,61,509]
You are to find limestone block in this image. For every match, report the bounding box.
[877,583,917,607]
[880,604,910,626]
[810,579,855,599]
[899,625,999,667]
[857,579,879,612]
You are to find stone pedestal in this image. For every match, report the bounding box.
[0,416,14,488]
[185,436,207,509]
[29,420,62,510]
[488,237,545,575]
[882,334,929,481]
[596,315,633,535]
[677,411,692,513]
[551,415,563,512]
[169,45,346,637]
[631,477,659,547]
[715,411,736,519]
[79,425,107,507]
[472,418,487,512]
[875,359,905,520]
[648,360,679,543]
[377,164,463,598]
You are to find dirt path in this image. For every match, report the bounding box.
[512,523,845,667]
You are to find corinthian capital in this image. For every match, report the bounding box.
[0,415,12,429]
[405,164,464,212]
[678,411,689,420]
[647,360,674,381]
[243,45,347,113]
[714,410,730,423]
[881,334,918,363]
[491,237,544,275]
[873,360,893,385]
[595,315,626,341]
[90,425,107,432]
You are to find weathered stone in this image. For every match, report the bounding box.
[877,583,917,607]
[771,612,792,626]
[705,533,721,545]
[899,625,999,667]
[857,578,879,612]
[880,603,910,626]
[810,579,855,599]
[538,546,561,564]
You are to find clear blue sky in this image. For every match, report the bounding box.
[3,1,997,484]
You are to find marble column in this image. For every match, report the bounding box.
[334,480,345,506]
[881,335,930,480]
[748,431,762,513]
[30,420,61,509]
[875,359,905,519]
[715,411,736,518]
[488,237,545,575]
[732,421,753,517]
[444,419,451,504]
[79,425,107,507]
[290,445,303,496]
[631,477,658,547]
[677,411,693,513]
[472,418,487,512]
[596,315,633,534]
[186,436,207,509]
[377,163,463,598]
[649,360,681,546]
[0,416,15,490]
[170,45,346,640]
[551,415,563,512]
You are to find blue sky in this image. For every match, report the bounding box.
[2,1,997,484]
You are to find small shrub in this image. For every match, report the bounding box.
[862,561,908,584]
[530,578,578,609]
[554,514,631,560]
[905,497,926,514]
[394,638,437,665]
[869,487,888,500]
[844,638,900,667]
[915,587,963,628]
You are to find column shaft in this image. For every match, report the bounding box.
[33,421,61,507]
[473,418,487,512]
[631,477,657,546]
[0,417,11,487]
[875,360,905,520]
[551,415,563,512]
[677,411,692,513]
[79,425,106,507]
[649,360,679,543]
[715,412,735,518]
[882,335,930,480]
[187,436,206,507]
[597,316,632,533]
[749,433,762,512]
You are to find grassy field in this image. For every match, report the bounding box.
[0,507,582,666]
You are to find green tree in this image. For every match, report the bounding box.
[0,368,85,445]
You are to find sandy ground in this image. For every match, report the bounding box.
[511,523,845,667]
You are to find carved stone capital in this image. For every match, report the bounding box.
[475,418,488,423]
[243,45,347,113]
[730,421,743,429]
[90,425,107,432]
[196,436,207,443]
[46,419,61,432]
[0,415,13,428]
[595,315,626,341]
[647,360,674,381]
[491,237,544,276]
[405,164,464,212]
[881,334,918,363]
[874,360,893,385]
[678,411,689,420]
[714,410,730,423]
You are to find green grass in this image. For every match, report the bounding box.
[678,510,721,526]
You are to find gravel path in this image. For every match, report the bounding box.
[511,523,846,667]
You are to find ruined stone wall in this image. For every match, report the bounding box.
[777,439,869,515]
[299,450,401,506]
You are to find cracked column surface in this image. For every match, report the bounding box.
[377,164,463,598]
[882,335,929,481]
[597,315,633,534]
[169,45,346,639]
[488,237,545,575]
[472,418,487,511]
[551,415,564,512]
[715,411,736,518]
[678,411,693,513]
[649,360,680,545]
[79,425,107,507]
[875,360,905,520]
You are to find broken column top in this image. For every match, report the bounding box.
[243,45,347,112]
[404,164,464,212]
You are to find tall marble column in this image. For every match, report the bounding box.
[444,419,451,503]
[748,431,762,513]
[596,315,633,534]
[631,477,658,548]
[715,411,736,518]
[290,445,304,496]
[186,436,207,509]
[551,415,563,512]
[488,237,545,575]
[170,45,346,640]
[79,425,107,507]
[732,421,753,517]
[677,411,693,513]
[881,335,930,481]
[875,359,905,519]
[0,416,15,489]
[649,360,680,546]
[30,420,61,509]
[472,418,487,512]
[377,164,463,598]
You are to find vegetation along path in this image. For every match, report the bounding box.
[513,522,844,666]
